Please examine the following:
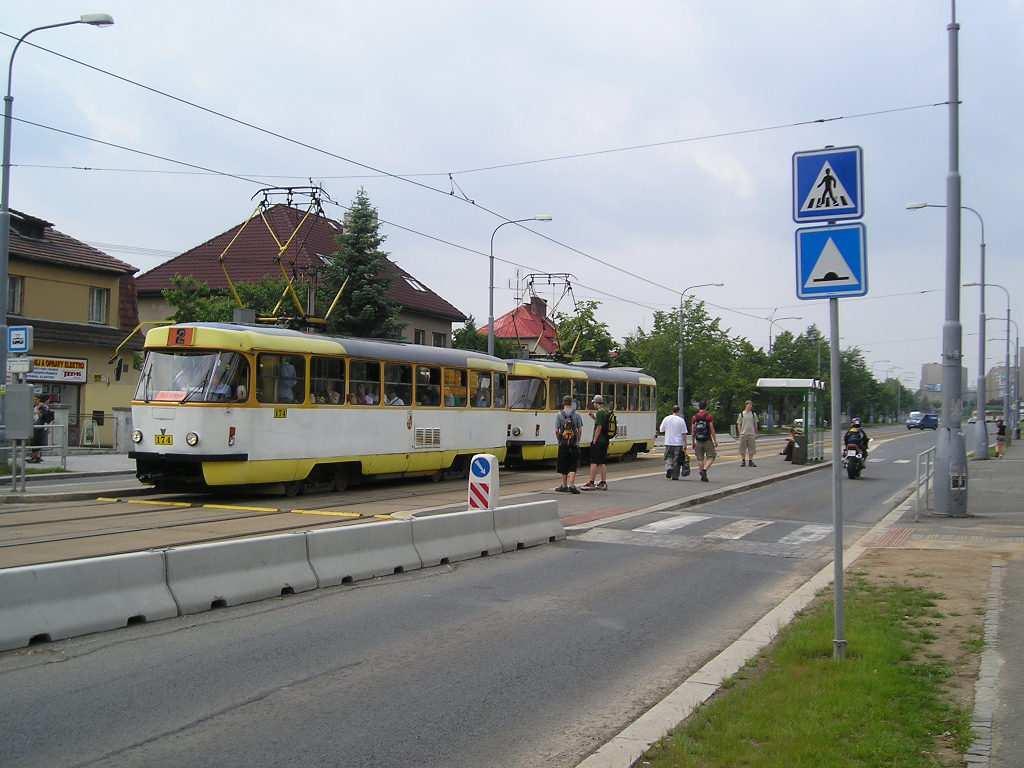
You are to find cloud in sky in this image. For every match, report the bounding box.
[4,0,1022,383]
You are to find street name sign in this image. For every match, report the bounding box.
[795,223,867,300]
[792,146,863,222]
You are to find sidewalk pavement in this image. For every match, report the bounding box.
[899,444,1024,768]
[24,451,136,474]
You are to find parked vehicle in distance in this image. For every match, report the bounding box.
[906,411,923,429]
[909,413,938,430]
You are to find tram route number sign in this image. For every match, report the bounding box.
[468,453,499,511]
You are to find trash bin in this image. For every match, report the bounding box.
[792,432,807,465]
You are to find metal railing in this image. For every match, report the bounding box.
[914,445,936,521]
[2,424,69,491]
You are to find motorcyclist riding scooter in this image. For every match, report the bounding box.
[842,417,870,478]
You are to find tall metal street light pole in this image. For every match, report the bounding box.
[974,282,1012,441]
[768,315,803,352]
[929,0,968,514]
[487,215,552,356]
[909,202,987,458]
[1,14,114,434]
[677,282,724,411]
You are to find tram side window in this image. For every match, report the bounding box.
[444,368,468,407]
[614,383,628,413]
[415,366,441,406]
[470,371,492,408]
[311,357,344,404]
[640,385,652,412]
[588,381,603,402]
[349,360,382,405]
[494,372,507,408]
[549,379,574,410]
[384,363,413,406]
[257,354,306,404]
[628,384,639,412]
[508,377,546,410]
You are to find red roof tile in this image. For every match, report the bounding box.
[9,210,137,275]
[136,204,465,322]
[481,297,559,354]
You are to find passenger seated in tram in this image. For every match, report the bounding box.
[277,357,298,403]
[385,389,405,406]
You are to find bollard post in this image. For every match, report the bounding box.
[468,454,499,511]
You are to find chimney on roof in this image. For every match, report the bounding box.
[528,296,547,318]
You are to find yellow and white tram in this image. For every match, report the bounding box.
[129,323,657,492]
[503,359,656,466]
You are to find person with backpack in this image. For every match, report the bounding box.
[581,394,611,491]
[554,395,583,493]
[691,400,718,482]
[29,395,53,464]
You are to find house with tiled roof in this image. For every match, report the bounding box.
[7,210,142,446]
[480,296,560,357]
[136,204,466,346]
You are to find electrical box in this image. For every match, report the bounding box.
[4,383,34,440]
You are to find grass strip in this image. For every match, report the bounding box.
[643,576,972,767]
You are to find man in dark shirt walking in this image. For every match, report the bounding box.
[555,395,583,493]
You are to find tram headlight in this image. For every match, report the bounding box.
[512,427,521,437]
[131,429,143,444]
[185,431,200,447]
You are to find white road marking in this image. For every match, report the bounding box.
[894,459,911,464]
[776,524,832,546]
[868,458,885,463]
[704,519,773,540]
[633,514,711,534]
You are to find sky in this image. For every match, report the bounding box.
[4,0,1023,388]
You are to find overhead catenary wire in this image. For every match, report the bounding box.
[0,30,948,306]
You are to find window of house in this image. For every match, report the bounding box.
[470,371,492,408]
[443,368,468,407]
[414,329,426,345]
[88,287,110,324]
[8,276,23,315]
[494,372,507,408]
[404,277,428,292]
[348,360,382,405]
[432,331,447,348]
[311,357,344,404]
[384,363,413,406]
[415,365,441,406]
[256,354,306,404]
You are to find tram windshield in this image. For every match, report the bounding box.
[135,351,250,403]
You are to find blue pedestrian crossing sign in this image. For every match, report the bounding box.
[795,223,867,300]
[792,146,863,222]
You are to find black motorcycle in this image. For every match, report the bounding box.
[843,442,864,479]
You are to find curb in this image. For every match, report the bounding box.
[574,481,917,768]
[3,485,152,504]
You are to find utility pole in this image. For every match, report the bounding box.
[935,0,968,515]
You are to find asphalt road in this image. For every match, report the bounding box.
[0,428,936,768]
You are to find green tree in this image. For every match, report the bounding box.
[319,188,402,339]
[554,300,617,362]
[162,275,291,323]
[451,315,518,358]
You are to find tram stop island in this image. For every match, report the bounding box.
[755,377,826,465]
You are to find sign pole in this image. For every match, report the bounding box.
[829,296,846,659]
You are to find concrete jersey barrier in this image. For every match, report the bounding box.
[0,551,178,651]
[412,508,503,566]
[493,500,565,552]
[165,532,318,614]
[307,519,422,586]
